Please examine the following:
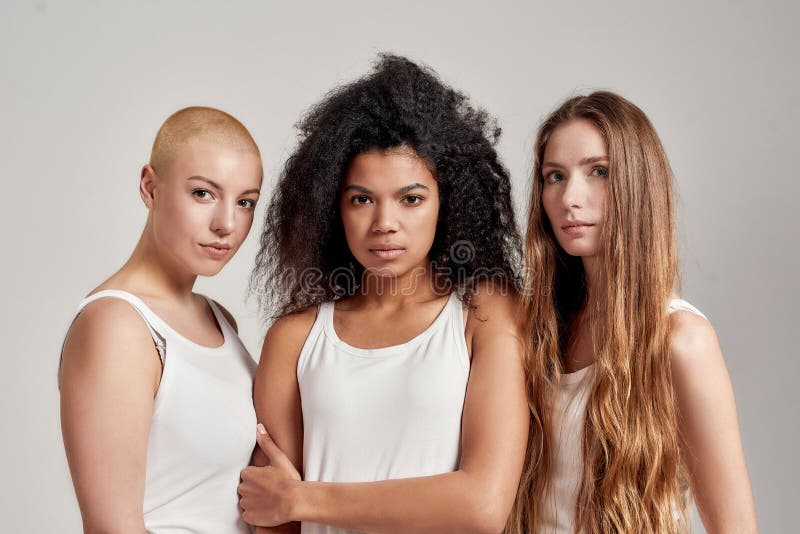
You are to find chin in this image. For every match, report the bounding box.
[361,263,403,278]
[192,261,227,277]
[558,241,600,258]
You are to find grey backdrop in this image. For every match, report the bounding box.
[1,1,796,532]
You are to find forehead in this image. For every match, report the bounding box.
[164,138,263,187]
[343,149,436,190]
[544,119,607,162]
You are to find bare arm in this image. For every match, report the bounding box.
[247,309,317,534]
[60,299,162,534]
[670,311,758,533]
[240,287,530,534]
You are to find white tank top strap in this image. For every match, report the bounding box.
[667,297,707,320]
[205,296,237,339]
[75,289,167,361]
[448,292,470,373]
[317,300,334,323]
[295,303,328,380]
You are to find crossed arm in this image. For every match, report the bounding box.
[239,289,530,533]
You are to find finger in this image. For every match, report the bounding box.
[240,466,256,481]
[257,422,269,438]
[255,424,293,471]
[241,509,256,526]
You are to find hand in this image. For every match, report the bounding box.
[239,424,303,527]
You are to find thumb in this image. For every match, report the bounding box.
[256,423,294,471]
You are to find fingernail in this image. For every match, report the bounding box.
[257,423,267,435]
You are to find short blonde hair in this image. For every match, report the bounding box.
[149,106,260,173]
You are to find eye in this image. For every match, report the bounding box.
[402,195,423,205]
[544,171,565,184]
[350,195,372,205]
[591,167,609,178]
[193,189,213,200]
[238,199,257,209]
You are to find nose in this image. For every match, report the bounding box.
[371,201,399,233]
[561,174,587,210]
[211,201,236,236]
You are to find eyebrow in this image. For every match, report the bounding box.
[342,183,430,195]
[541,156,609,169]
[187,175,260,195]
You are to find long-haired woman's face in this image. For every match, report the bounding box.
[540,119,608,258]
[146,139,262,277]
[340,148,440,282]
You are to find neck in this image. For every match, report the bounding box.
[357,261,445,309]
[115,227,198,302]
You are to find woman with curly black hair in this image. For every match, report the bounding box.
[237,55,529,533]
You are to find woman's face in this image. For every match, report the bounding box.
[145,139,263,277]
[339,148,440,284]
[540,119,609,259]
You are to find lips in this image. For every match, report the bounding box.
[199,242,232,260]
[561,221,594,236]
[369,244,406,260]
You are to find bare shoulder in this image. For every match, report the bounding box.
[466,280,521,332]
[259,305,320,365]
[60,298,161,387]
[668,310,727,386]
[210,298,238,333]
[64,298,158,356]
[669,310,720,364]
[465,281,525,368]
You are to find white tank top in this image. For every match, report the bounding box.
[297,292,470,534]
[542,298,707,533]
[66,290,257,534]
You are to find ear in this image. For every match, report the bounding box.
[140,164,157,208]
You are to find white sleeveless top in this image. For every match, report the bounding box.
[297,292,470,534]
[542,298,707,533]
[66,290,257,534]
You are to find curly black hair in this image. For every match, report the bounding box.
[251,54,522,319]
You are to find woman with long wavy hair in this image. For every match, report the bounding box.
[507,92,757,533]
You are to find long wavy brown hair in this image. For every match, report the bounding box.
[506,91,689,533]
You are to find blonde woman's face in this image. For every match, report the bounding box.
[540,119,609,259]
[144,139,263,277]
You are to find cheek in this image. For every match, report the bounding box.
[593,182,609,219]
[409,203,439,241]
[541,188,559,223]
[156,196,205,240]
[421,200,439,226]
[235,211,255,239]
[340,209,367,242]
[174,201,207,232]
